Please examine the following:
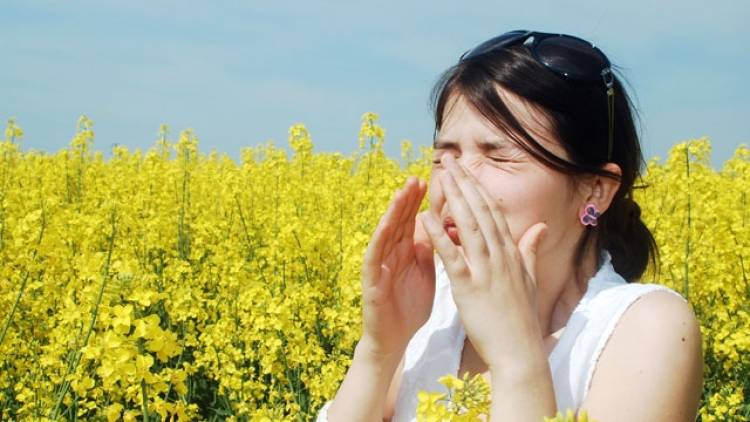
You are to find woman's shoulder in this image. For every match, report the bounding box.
[585,280,693,341]
[578,284,703,419]
[593,279,687,307]
[566,262,701,412]
[584,252,687,308]
[602,281,694,345]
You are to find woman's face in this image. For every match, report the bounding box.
[429,87,583,252]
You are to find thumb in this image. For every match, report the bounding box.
[413,211,433,248]
[414,211,435,268]
[516,223,547,287]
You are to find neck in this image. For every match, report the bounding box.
[535,242,600,338]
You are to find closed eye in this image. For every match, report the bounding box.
[431,156,509,165]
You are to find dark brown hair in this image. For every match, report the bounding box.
[429,42,658,283]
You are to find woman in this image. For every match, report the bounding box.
[318,30,704,421]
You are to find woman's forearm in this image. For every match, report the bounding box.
[489,358,557,422]
[326,338,404,422]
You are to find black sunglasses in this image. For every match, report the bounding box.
[460,30,615,161]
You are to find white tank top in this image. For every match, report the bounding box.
[316,249,686,421]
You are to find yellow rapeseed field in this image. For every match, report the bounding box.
[0,114,747,421]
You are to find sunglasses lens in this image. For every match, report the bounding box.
[462,30,529,60]
[535,36,609,81]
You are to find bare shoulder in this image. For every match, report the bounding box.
[579,289,704,421]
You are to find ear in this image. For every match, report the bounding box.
[580,163,622,214]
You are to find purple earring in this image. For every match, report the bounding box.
[580,203,601,227]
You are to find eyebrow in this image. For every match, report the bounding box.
[433,138,514,151]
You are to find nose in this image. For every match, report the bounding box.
[448,153,482,178]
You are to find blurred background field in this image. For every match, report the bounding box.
[0,115,748,421]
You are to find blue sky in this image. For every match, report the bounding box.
[2,1,748,168]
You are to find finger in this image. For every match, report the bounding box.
[392,177,420,241]
[438,155,489,260]
[517,222,547,287]
[403,179,427,242]
[413,211,432,246]
[363,187,409,274]
[388,177,413,242]
[389,178,426,275]
[442,154,504,253]
[414,210,435,265]
[455,157,514,249]
[362,188,399,273]
[419,211,471,285]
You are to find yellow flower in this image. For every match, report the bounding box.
[132,314,161,339]
[123,409,141,422]
[110,304,133,335]
[145,327,181,362]
[105,403,123,422]
[70,375,95,397]
[438,374,465,390]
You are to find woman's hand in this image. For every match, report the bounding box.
[360,176,436,358]
[418,154,548,373]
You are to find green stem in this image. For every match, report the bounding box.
[139,344,151,421]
